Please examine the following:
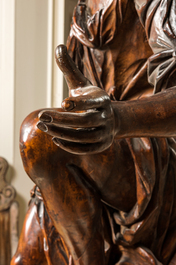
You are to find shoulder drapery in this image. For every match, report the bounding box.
[67,0,153,99]
[135,0,176,92]
[67,0,129,93]
[113,2,176,264]
[70,0,128,48]
[67,1,176,264]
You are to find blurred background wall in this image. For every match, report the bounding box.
[0,0,77,248]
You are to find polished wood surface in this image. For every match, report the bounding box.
[12,1,176,264]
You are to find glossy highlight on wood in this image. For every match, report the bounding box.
[11,1,176,264]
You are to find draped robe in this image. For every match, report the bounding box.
[12,1,176,265]
[66,1,176,264]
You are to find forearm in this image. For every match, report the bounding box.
[112,0,176,138]
[113,87,176,138]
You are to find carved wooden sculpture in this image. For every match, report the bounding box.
[11,0,176,264]
[0,157,19,265]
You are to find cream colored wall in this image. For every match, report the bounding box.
[0,0,77,244]
[0,0,53,237]
[13,0,52,233]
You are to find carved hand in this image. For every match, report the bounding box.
[37,45,116,155]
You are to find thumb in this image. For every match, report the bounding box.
[55,45,91,90]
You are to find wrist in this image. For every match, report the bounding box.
[112,87,176,138]
[112,101,136,138]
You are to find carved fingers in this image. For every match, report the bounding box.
[39,109,106,128]
[37,104,115,155]
[37,45,115,154]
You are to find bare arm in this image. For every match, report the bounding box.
[36,1,176,154]
[112,0,176,138]
[37,44,176,156]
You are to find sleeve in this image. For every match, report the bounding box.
[134,0,176,93]
[70,0,128,48]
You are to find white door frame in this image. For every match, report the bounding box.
[0,0,16,166]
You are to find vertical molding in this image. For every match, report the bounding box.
[52,0,65,107]
[0,0,15,165]
[46,0,54,108]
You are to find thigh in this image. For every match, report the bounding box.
[20,108,136,217]
[78,137,136,212]
[20,109,105,265]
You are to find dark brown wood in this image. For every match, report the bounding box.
[0,157,18,265]
[12,1,176,264]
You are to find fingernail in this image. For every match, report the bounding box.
[39,113,52,122]
[52,137,60,145]
[61,100,75,111]
[37,122,48,132]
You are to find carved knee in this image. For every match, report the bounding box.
[19,109,62,184]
